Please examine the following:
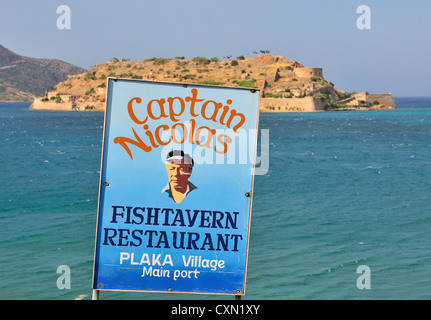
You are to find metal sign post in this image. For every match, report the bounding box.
[92,289,99,300]
[92,79,259,298]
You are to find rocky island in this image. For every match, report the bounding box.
[30,55,395,112]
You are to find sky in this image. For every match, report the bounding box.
[1,0,431,96]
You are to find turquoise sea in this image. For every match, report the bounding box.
[1,98,431,300]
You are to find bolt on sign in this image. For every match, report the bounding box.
[92,78,260,296]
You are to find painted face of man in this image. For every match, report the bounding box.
[165,160,192,193]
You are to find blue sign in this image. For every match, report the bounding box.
[92,79,259,295]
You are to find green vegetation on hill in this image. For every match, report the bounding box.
[30,54,394,112]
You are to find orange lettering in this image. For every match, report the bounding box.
[219,105,230,125]
[195,126,216,148]
[171,123,188,144]
[188,119,196,144]
[113,127,152,159]
[154,124,171,146]
[167,96,185,122]
[214,134,232,154]
[201,100,223,122]
[144,124,158,148]
[127,97,148,124]
[185,88,204,117]
[147,98,167,120]
[226,109,246,132]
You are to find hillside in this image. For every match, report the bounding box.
[0,45,86,101]
[30,55,395,112]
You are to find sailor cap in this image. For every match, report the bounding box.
[166,150,194,168]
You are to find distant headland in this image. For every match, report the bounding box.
[29,55,395,112]
[0,44,86,102]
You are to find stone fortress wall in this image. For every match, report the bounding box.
[29,55,395,113]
